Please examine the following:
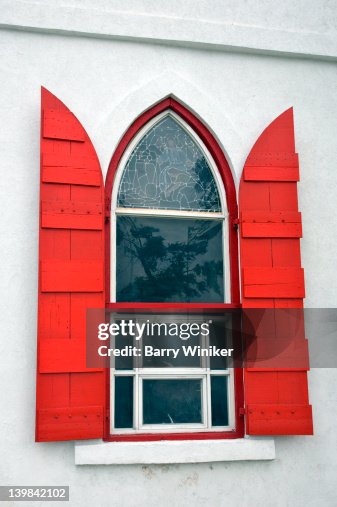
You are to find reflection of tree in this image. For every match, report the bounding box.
[117,216,223,302]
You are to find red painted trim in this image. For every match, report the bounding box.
[104,97,242,441]
[104,431,241,442]
[106,302,241,310]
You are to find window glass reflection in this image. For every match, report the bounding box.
[116,216,224,302]
[143,379,202,424]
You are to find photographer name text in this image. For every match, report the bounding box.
[97,345,233,358]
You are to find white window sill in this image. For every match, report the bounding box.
[75,437,275,465]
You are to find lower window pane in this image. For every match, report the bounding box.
[114,376,133,428]
[211,376,229,426]
[143,379,202,425]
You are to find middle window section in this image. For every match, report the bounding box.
[116,215,224,303]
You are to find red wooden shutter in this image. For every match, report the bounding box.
[36,88,105,441]
[240,108,313,435]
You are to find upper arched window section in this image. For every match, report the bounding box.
[117,114,222,213]
[106,100,239,306]
[112,111,227,304]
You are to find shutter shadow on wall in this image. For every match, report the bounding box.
[240,108,313,435]
[36,88,105,441]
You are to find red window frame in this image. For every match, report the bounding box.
[103,97,244,441]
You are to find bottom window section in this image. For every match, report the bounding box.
[112,373,232,433]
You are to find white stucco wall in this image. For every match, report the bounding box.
[1,2,337,506]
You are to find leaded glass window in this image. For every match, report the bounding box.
[117,116,221,212]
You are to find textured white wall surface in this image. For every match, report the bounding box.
[2,0,337,60]
[0,2,337,506]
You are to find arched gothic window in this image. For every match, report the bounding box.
[107,107,240,436]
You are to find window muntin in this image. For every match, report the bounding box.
[110,111,234,434]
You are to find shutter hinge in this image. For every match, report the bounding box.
[232,218,240,230]
[105,197,111,224]
[106,409,110,421]
[239,407,246,417]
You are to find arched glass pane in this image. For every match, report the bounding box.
[117,116,221,212]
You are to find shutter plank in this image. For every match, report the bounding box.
[243,267,305,298]
[41,260,103,292]
[241,211,301,222]
[246,404,313,435]
[39,339,87,373]
[38,293,70,340]
[41,200,103,230]
[43,109,85,141]
[42,153,101,186]
[245,152,298,167]
[37,406,103,441]
[42,167,101,186]
[244,166,299,181]
[241,211,302,238]
[242,222,302,238]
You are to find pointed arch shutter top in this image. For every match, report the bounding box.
[239,108,313,435]
[36,88,105,441]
